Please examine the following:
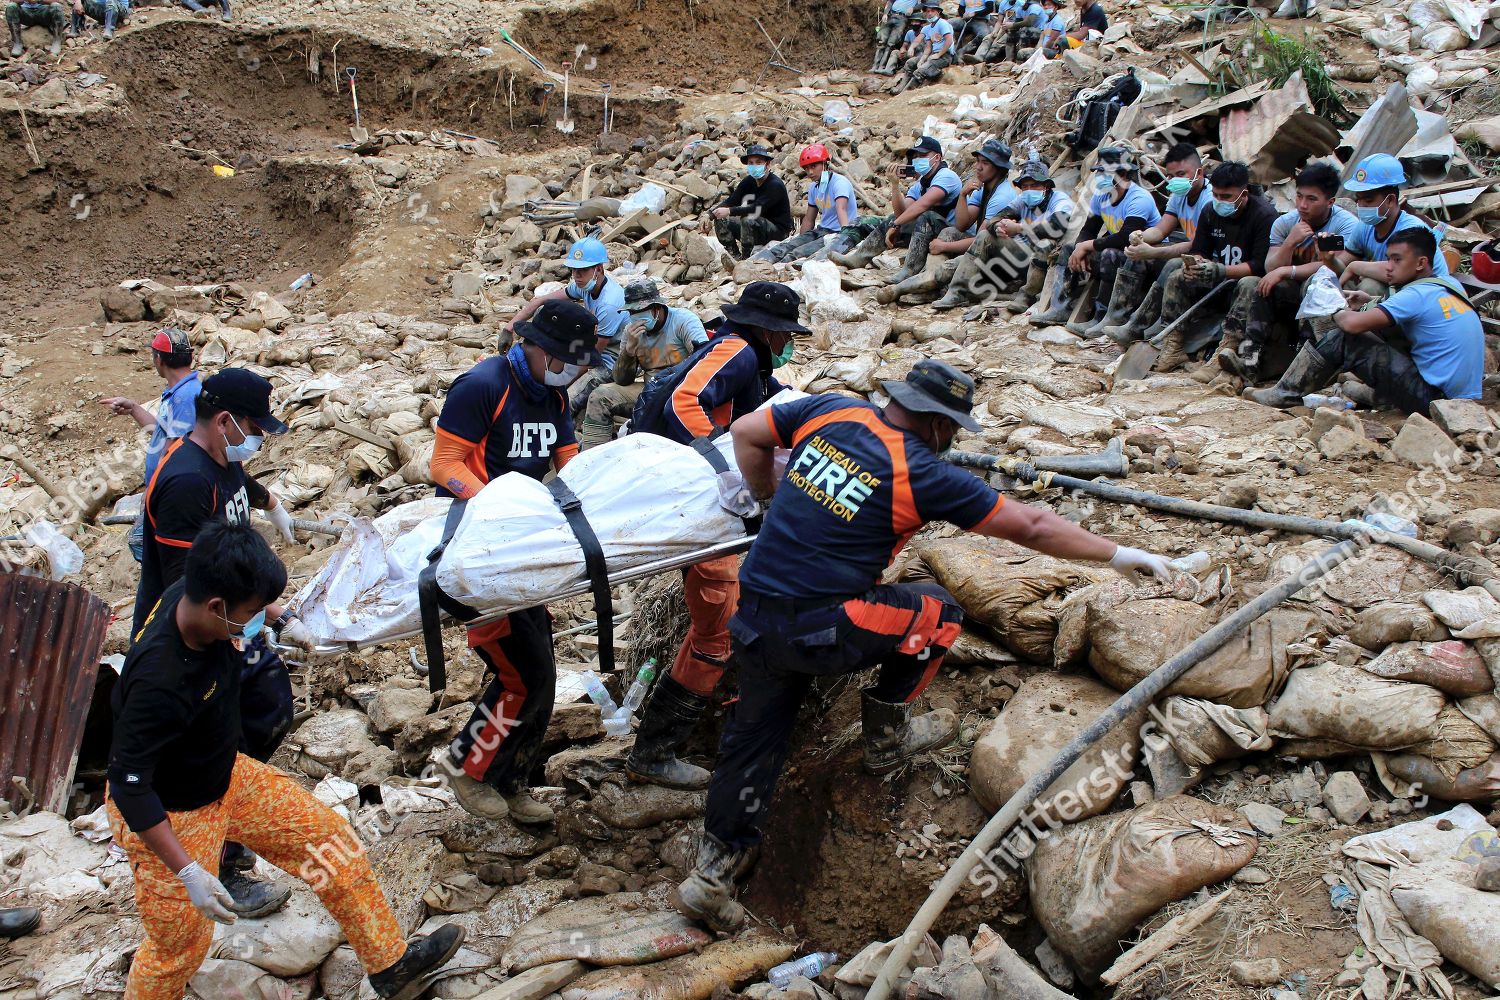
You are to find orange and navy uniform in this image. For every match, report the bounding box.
[431,352,578,499]
[661,325,786,444]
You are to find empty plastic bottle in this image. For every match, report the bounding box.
[768,953,839,988]
[581,672,620,718]
[1302,394,1355,410]
[620,659,657,717]
[1169,551,1211,573]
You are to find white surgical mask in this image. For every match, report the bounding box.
[223,415,263,463]
[544,363,583,387]
[568,275,597,298]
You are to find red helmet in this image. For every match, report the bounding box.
[799,144,831,167]
[1473,241,1500,286]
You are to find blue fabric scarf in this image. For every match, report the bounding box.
[507,342,548,402]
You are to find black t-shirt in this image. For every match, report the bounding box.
[109,579,243,832]
[1188,194,1278,277]
[718,174,794,239]
[1080,1,1108,31]
[134,437,267,636]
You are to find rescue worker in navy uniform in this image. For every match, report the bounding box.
[624,282,806,790]
[132,367,305,919]
[674,359,1175,931]
[428,300,598,825]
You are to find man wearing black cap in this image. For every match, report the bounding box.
[100,326,201,563]
[622,281,806,791]
[702,144,793,260]
[880,138,1017,301]
[578,280,708,451]
[430,299,599,825]
[132,366,302,919]
[831,136,963,272]
[674,359,1175,932]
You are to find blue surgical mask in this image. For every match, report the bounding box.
[1165,176,1193,196]
[746,163,766,180]
[1357,202,1389,226]
[569,275,597,298]
[223,415,263,464]
[912,157,934,177]
[1094,175,1114,193]
[1021,189,1045,207]
[221,607,266,643]
[1212,196,1241,217]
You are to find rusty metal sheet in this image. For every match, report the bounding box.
[1219,71,1340,184]
[0,574,110,814]
[1339,82,1419,181]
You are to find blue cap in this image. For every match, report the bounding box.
[563,237,609,268]
[1344,154,1406,192]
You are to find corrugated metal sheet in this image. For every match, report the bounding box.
[1219,71,1340,184]
[0,574,110,814]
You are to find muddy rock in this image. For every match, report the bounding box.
[396,702,473,754]
[473,960,587,999]
[589,781,704,829]
[1323,771,1371,825]
[28,77,68,110]
[1430,398,1494,440]
[1215,480,1259,509]
[368,685,433,734]
[342,744,402,786]
[1239,802,1287,836]
[284,708,377,779]
[1230,957,1283,986]
[1448,509,1500,549]
[100,285,146,323]
[500,175,548,216]
[1390,413,1460,468]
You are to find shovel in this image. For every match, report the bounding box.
[346,66,369,145]
[1114,278,1234,383]
[555,61,574,133]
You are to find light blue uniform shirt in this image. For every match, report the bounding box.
[567,275,629,371]
[809,172,857,232]
[1164,186,1214,244]
[1014,188,1075,224]
[919,18,955,56]
[1089,182,1161,236]
[891,0,919,13]
[907,165,964,226]
[1380,278,1483,398]
[965,180,1019,235]
[1269,205,1362,259]
[1037,10,1067,33]
[1349,211,1450,277]
[144,372,202,483]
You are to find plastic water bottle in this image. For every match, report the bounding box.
[768,952,838,988]
[290,272,314,291]
[620,659,657,717]
[1301,394,1354,410]
[1361,512,1418,538]
[581,672,620,718]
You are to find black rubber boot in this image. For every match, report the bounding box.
[220,843,292,919]
[0,907,40,940]
[861,690,957,774]
[674,833,748,933]
[220,0,231,19]
[1028,268,1076,327]
[69,12,81,35]
[1101,278,1161,344]
[369,925,467,1000]
[1244,343,1335,408]
[625,675,712,790]
[1085,264,1145,339]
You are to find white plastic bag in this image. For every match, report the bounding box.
[822,99,852,125]
[24,520,83,580]
[1296,266,1348,319]
[618,183,667,215]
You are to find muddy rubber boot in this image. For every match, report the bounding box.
[1101,279,1160,344]
[674,833,748,933]
[576,417,614,451]
[369,925,466,1000]
[1066,303,1104,337]
[103,6,116,38]
[626,675,712,790]
[503,789,554,825]
[861,690,958,774]
[448,769,510,820]
[48,18,63,55]
[1028,271,1076,327]
[932,256,984,310]
[887,220,934,285]
[1085,265,1144,339]
[869,45,888,72]
[1244,343,1335,409]
[220,0,231,19]
[219,845,292,919]
[0,907,41,940]
[999,261,1046,313]
[877,267,943,304]
[8,22,22,57]
[1212,327,1251,380]
[1154,328,1190,372]
[830,227,884,270]
[69,12,81,36]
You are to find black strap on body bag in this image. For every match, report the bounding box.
[418,498,479,693]
[547,478,616,674]
[688,436,762,536]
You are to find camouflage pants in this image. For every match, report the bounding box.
[1055,244,1127,314]
[1307,324,1443,416]
[1159,267,1234,328]
[967,229,1044,286]
[76,0,127,24]
[900,51,954,80]
[876,12,910,47]
[6,1,67,31]
[1221,274,1304,360]
[714,215,784,258]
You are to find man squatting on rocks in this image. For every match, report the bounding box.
[703,144,794,260]
[672,359,1176,931]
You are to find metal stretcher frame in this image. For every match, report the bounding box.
[278,536,755,656]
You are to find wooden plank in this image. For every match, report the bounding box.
[632,217,695,248]
[1139,81,1271,137]
[1099,888,1235,987]
[600,206,648,243]
[332,419,398,452]
[1405,176,1500,200]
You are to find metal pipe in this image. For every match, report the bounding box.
[866,539,1365,1000]
[277,537,753,654]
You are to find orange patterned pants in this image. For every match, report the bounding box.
[107,754,406,1000]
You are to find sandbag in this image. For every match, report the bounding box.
[1362,641,1492,697]
[969,674,1145,821]
[945,628,1014,668]
[1393,880,1500,987]
[1348,602,1450,650]
[1156,696,1273,774]
[502,894,710,972]
[1027,796,1257,981]
[560,932,794,1000]
[1269,664,1447,750]
[836,934,943,990]
[1089,600,1321,708]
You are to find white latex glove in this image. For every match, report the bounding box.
[266,502,295,544]
[715,471,760,520]
[177,861,238,924]
[278,617,316,650]
[1109,544,1174,583]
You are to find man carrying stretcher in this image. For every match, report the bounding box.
[429,300,599,824]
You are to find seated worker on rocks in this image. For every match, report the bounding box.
[888,0,955,94]
[753,144,858,264]
[973,0,1042,62]
[975,159,1079,314]
[831,136,962,272]
[1247,227,1482,413]
[951,0,994,58]
[702,143,794,260]
[1058,0,1108,51]
[871,0,919,73]
[1150,160,1277,373]
[672,359,1174,932]
[7,0,66,56]
[1036,0,1069,56]
[1319,153,1450,298]
[1216,162,1361,384]
[1031,146,1159,328]
[878,139,1017,303]
[69,0,127,37]
[1096,142,1213,342]
[577,279,707,450]
[179,0,229,19]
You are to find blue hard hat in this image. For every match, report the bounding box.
[563,237,609,268]
[1344,153,1406,192]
